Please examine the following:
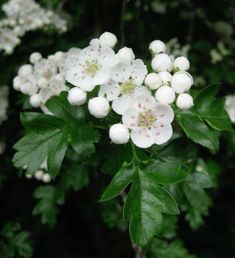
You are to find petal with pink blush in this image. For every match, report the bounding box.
[122,107,139,129]
[131,94,156,111]
[112,95,132,115]
[99,80,120,101]
[154,103,174,123]
[152,123,173,145]
[131,128,155,148]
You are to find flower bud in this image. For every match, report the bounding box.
[149,40,166,54]
[42,173,51,183]
[151,53,173,72]
[176,93,194,110]
[171,71,193,94]
[144,73,162,90]
[117,47,135,63]
[30,52,42,64]
[99,32,117,48]
[19,65,33,77]
[67,87,87,106]
[20,82,37,95]
[155,85,176,104]
[109,124,130,144]
[38,77,48,89]
[54,51,64,61]
[88,97,110,118]
[173,56,190,71]
[30,94,42,107]
[158,71,172,85]
[34,170,44,180]
[25,174,32,179]
[13,76,21,90]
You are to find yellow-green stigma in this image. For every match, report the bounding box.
[137,109,156,128]
[85,60,100,77]
[120,81,136,95]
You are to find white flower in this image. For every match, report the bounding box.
[34,58,57,80]
[173,56,190,71]
[88,97,110,118]
[144,73,162,90]
[99,59,148,114]
[122,94,174,148]
[117,47,135,63]
[151,53,173,72]
[149,40,166,54]
[109,124,130,144]
[158,71,172,85]
[155,85,176,105]
[176,93,194,110]
[67,87,87,106]
[171,71,193,94]
[30,52,42,64]
[99,32,117,48]
[30,94,42,107]
[66,45,118,92]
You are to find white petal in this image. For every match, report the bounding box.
[99,47,119,67]
[122,107,139,129]
[98,80,120,101]
[151,122,173,145]
[133,86,151,97]
[112,96,132,115]
[153,103,174,123]
[93,69,110,85]
[131,59,147,85]
[130,94,156,112]
[131,128,155,148]
[111,63,132,82]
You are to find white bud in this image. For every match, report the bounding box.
[88,97,110,118]
[42,173,51,183]
[99,32,117,48]
[38,77,48,89]
[149,40,166,54]
[67,87,87,106]
[176,93,194,110]
[54,51,64,61]
[19,65,33,77]
[173,56,190,71]
[20,82,37,95]
[30,52,42,64]
[117,47,135,63]
[13,76,21,90]
[30,94,42,107]
[158,71,172,85]
[151,53,173,72]
[171,71,193,94]
[34,170,44,180]
[109,124,130,144]
[155,85,176,105]
[25,174,32,179]
[144,73,162,90]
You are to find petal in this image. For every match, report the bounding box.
[131,128,155,148]
[153,103,174,123]
[131,59,147,85]
[98,80,121,101]
[122,107,139,129]
[93,69,110,85]
[130,94,156,112]
[133,86,151,97]
[112,96,132,115]
[151,122,173,145]
[99,47,119,67]
[111,63,132,82]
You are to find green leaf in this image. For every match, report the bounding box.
[177,112,219,150]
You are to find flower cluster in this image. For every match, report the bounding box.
[0,0,67,54]
[13,32,195,148]
[0,86,9,125]
[225,95,235,123]
[25,160,51,183]
[13,48,81,111]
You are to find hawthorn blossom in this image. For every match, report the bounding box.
[122,94,174,148]
[65,45,119,92]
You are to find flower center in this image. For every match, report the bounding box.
[120,81,136,95]
[85,60,100,77]
[137,109,156,128]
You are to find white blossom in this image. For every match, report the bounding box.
[151,53,173,72]
[109,124,130,144]
[144,73,162,90]
[67,87,87,106]
[176,93,194,110]
[171,71,193,94]
[173,56,190,71]
[88,97,110,118]
[149,40,166,54]
[155,85,176,105]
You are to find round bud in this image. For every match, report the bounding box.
[54,51,64,61]
[151,53,173,72]
[19,65,33,77]
[25,174,32,179]
[20,82,37,96]
[155,85,176,105]
[144,73,162,90]
[67,87,87,106]
[30,94,42,107]
[99,32,117,48]
[30,52,42,64]
[176,93,194,110]
[34,170,44,180]
[149,40,166,54]
[88,97,110,118]
[38,77,48,89]
[173,56,190,71]
[171,71,193,94]
[42,173,51,183]
[13,76,21,90]
[158,71,172,85]
[109,124,130,144]
[117,47,135,63]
